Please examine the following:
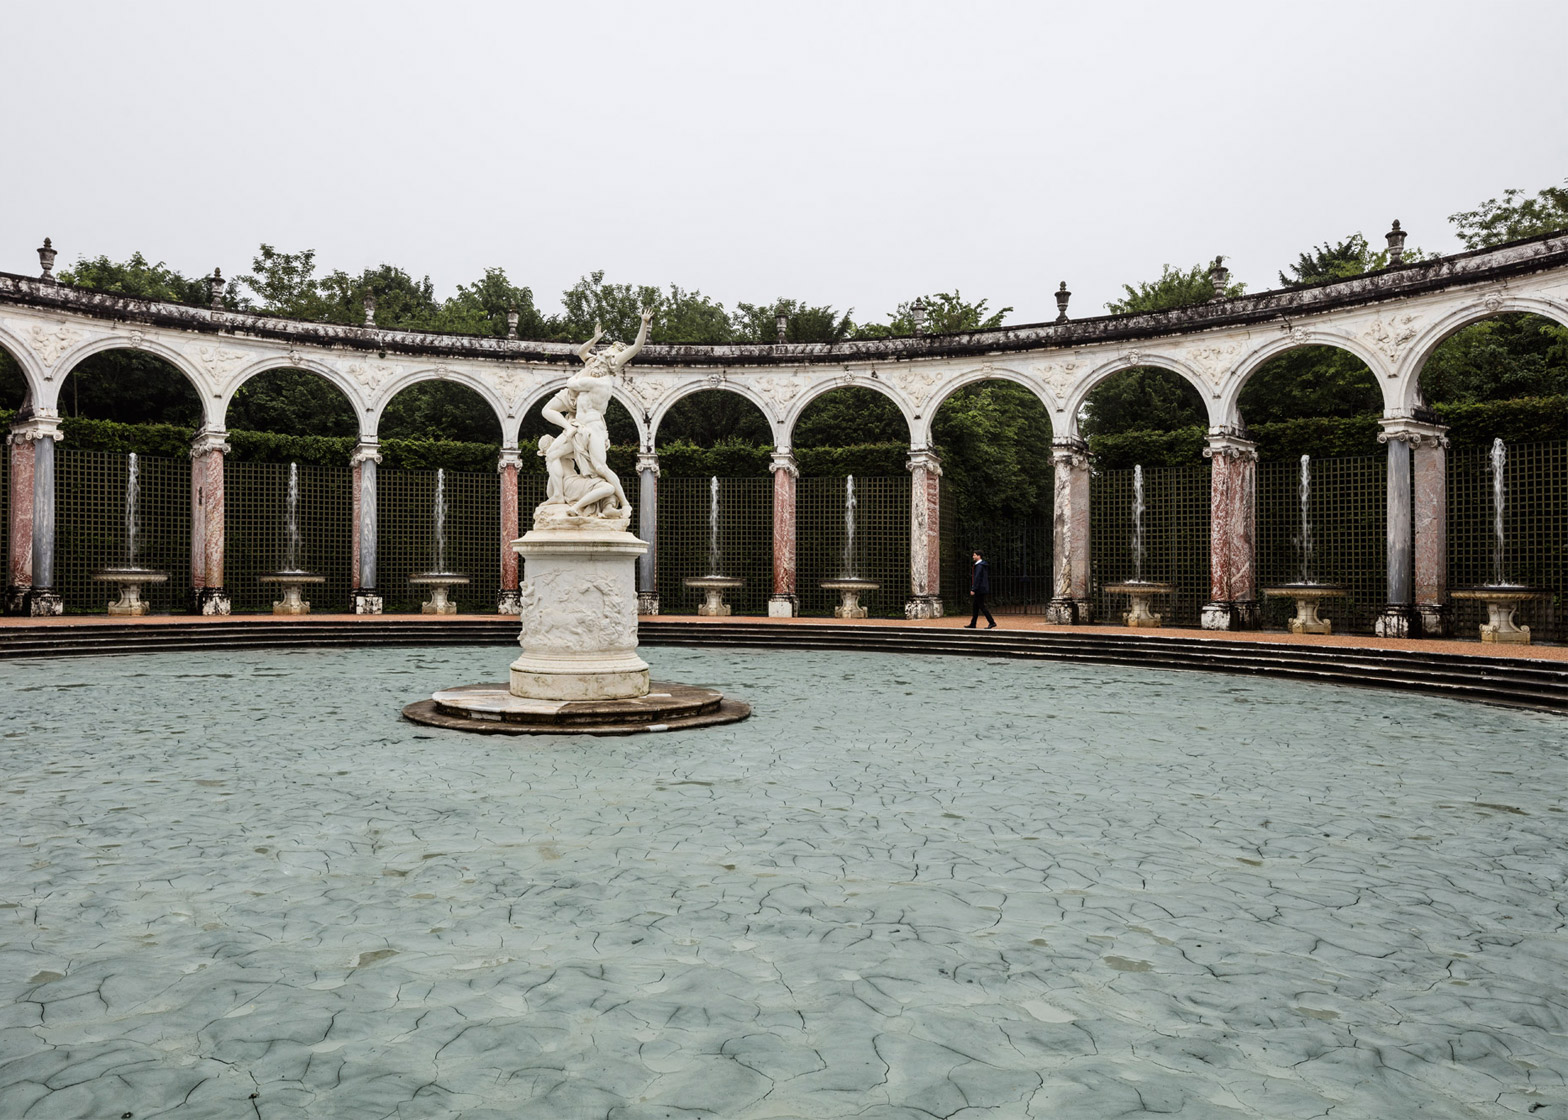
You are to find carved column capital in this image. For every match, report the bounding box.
[7,413,63,444]
[906,448,942,476]
[497,446,524,472]
[636,451,661,476]
[1203,428,1257,461]
[189,428,231,458]
[1377,417,1450,449]
[350,440,383,466]
[1050,438,1091,470]
[770,450,799,477]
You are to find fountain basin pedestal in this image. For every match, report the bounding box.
[1102,581,1173,628]
[259,572,325,616]
[821,578,879,619]
[683,575,744,617]
[1264,584,1346,635]
[1450,587,1547,644]
[94,567,169,616]
[509,528,650,701]
[410,573,470,615]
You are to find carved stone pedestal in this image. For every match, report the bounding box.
[262,573,325,616]
[510,528,650,701]
[637,591,660,616]
[904,594,943,620]
[767,594,796,618]
[1044,597,1089,625]
[1374,604,1419,639]
[1451,588,1546,645]
[192,587,231,616]
[351,589,383,615]
[496,587,522,615]
[822,578,878,619]
[684,575,743,617]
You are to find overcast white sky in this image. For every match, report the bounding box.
[6,0,1566,326]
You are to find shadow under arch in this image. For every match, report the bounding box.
[1406,300,1568,412]
[54,340,207,429]
[650,382,778,448]
[786,380,914,451]
[1070,356,1216,445]
[374,369,505,445]
[0,338,34,412]
[916,365,1055,450]
[223,359,365,439]
[1224,333,1389,429]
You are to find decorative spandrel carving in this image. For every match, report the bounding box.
[752,375,805,405]
[1186,342,1240,390]
[1363,313,1422,367]
[346,361,396,393]
[30,323,84,374]
[892,366,941,406]
[1033,360,1080,401]
[493,366,537,417]
[625,373,677,407]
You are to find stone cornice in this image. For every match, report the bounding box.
[906,448,942,475]
[2,232,1564,369]
[1377,417,1451,448]
[1203,427,1259,460]
[7,411,63,442]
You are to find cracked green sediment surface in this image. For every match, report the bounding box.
[1,646,1565,1118]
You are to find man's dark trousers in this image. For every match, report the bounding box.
[969,593,995,627]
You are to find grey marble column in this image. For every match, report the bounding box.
[1375,419,1423,638]
[6,411,63,615]
[1045,439,1092,624]
[636,451,659,614]
[351,442,383,614]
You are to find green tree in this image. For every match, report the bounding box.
[792,387,910,447]
[1237,345,1381,425]
[433,267,547,338]
[556,273,733,344]
[57,252,215,306]
[1419,313,1568,403]
[1079,368,1208,438]
[380,382,502,443]
[226,370,357,437]
[319,264,441,329]
[656,391,773,447]
[932,381,1054,522]
[238,245,329,319]
[731,298,855,344]
[1278,233,1426,287]
[1449,181,1568,249]
[853,291,1010,338]
[1105,262,1245,314]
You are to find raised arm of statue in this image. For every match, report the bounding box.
[577,322,605,364]
[608,309,653,373]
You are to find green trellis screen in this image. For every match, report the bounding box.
[1090,462,1211,627]
[656,476,773,616]
[56,450,190,615]
[796,476,910,618]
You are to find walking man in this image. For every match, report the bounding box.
[967,549,996,629]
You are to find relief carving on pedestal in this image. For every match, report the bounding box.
[520,571,637,655]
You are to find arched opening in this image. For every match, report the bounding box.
[223,369,361,613]
[1238,344,1385,633]
[377,380,504,613]
[654,388,775,617]
[928,379,1054,614]
[1080,367,1211,626]
[790,385,912,617]
[1418,311,1568,642]
[54,350,206,615]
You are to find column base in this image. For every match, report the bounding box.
[5,584,31,615]
[1374,604,1420,639]
[767,594,796,618]
[904,595,943,620]
[351,589,383,615]
[1044,597,1090,625]
[1416,603,1448,638]
[637,591,660,616]
[497,588,522,615]
[191,587,231,616]
[9,586,64,616]
[1201,600,1260,631]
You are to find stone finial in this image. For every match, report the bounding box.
[506,307,519,340]
[363,293,377,327]
[1054,281,1071,323]
[775,311,788,344]
[911,297,928,336]
[208,268,226,309]
[1208,255,1230,299]
[37,237,57,283]
[1386,219,1407,265]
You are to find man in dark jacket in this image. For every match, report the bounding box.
[966,549,996,629]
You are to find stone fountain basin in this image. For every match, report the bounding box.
[259,572,326,585]
[683,575,745,590]
[410,573,471,586]
[1263,584,1347,600]
[93,568,170,584]
[1449,586,1548,602]
[1103,581,1173,595]
[820,578,881,591]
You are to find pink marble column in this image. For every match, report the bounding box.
[189,430,231,614]
[1201,430,1259,630]
[6,411,63,616]
[905,448,943,618]
[769,450,798,617]
[497,449,522,613]
[1412,431,1449,636]
[7,431,36,605]
[1045,439,1092,623]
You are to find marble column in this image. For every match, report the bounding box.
[497,447,522,614]
[769,450,799,617]
[5,411,63,616]
[189,428,231,615]
[636,451,660,615]
[1045,439,1092,624]
[905,448,943,619]
[1200,429,1259,631]
[1375,418,1446,638]
[350,441,382,614]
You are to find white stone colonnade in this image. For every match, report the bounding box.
[3,233,1566,628]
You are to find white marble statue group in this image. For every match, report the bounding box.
[534,309,651,531]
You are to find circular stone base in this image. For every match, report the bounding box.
[403,681,750,736]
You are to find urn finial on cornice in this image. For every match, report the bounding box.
[775,311,788,344]
[1055,281,1071,322]
[208,268,226,309]
[506,307,519,340]
[363,293,377,327]
[1386,219,1407,265]
[1208,256,1230,300]
[910,297,927,336]
[38,237,57,283]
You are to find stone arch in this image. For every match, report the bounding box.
[369,367,509,442]
[649,379,783,448]
[1394,295,1568,413]
[783,376,916,450]
[49,333,215,425]
[0,321,51,406]
[517,377,649,451]
[916,365,1055,448]
[223,355,373,437]
[1061,354,1218,440]
[1224,332,1390,428]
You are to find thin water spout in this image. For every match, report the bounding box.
[1131,465,1145,583]
[842,475,858,579]
[432,468,447,573]
[1490,437,1507,586]
[1296,454,1315,585]
[124,452,139,567]
[284,462,302,573]
[708,473,718,577]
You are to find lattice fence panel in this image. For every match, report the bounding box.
[1256,453,1386,633]
[225,461,352,613]
[1090,462,1210,627]
[379,467,499,614]
[1,444,8,593]
[796,475,909,617]
[1448,440,1565,643]
[57,450,190,614]
[944,522,1053,615]
[656,476,773,615]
